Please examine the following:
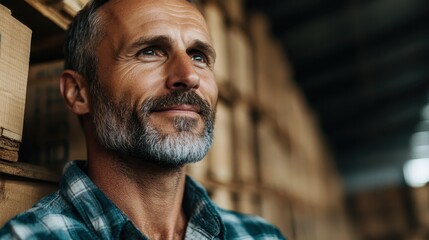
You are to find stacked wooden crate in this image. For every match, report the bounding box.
[0,5,60,227]
[409,185,429,239]
[347,186,412,240]
[187,1,356,239]
[0,161,60,226]
[0,5,31,162]
[24,0,90,30]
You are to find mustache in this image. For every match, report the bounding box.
[140,91,213,118]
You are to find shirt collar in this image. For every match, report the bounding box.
[59,161,144,239]
[183,176,226,239]
[59,161,225,239]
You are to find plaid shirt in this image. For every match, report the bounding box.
[0,161,286,239]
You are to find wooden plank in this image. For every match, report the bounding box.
[0,174,58,226]
[24,0,90,30]
[0,136,19,151]
[0,149,18,162]
[25,0,72,30]
[0,160,61,183]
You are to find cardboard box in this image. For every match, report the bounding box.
[19,60,86,169]
[0,5,32,161]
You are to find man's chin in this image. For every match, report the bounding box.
[146,116,202,134]
[124,147,205,171]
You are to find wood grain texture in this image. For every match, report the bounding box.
[0,148,18,162]
[0,136,19,151]
[0,175,58,227]
[0,160,61,183]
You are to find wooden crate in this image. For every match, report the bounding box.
[232,101,257,183]
[0,160,59,226]
[261,194,293,238]
[227,27,253,99]
[257,118,290,191]
[208,101,234,183]
[0,5,31,162]
[218,0,245,24]
[249,14,276,113]
[187,155,210,181]
[411,185,429,228]
[348,187,411,240]
[210,186,235,211]
[204,1,230,84]
[236,191,260,216]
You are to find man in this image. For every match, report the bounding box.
[0,0,286,239]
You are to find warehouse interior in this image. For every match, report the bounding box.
[247,0,429,235]
[1,0,429,239]
[245,0,429,239]
[247,0,429,191]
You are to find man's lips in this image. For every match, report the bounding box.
[151,104,201,114]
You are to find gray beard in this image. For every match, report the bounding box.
[90,79,215,169]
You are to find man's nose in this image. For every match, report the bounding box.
[166,52,200,91]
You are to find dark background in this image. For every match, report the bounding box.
[247,0,429,193]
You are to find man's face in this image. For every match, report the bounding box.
[90,0,218,168]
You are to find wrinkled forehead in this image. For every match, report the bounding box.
[99,0,210,36]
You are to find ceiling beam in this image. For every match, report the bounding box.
[326,94,426,152]
[278,0,429,65]
[314,66,429,123]
[292,14,429,89]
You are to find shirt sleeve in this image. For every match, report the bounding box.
[0,213,92,240]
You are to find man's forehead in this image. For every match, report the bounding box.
[99,0,210,41]
[100,0,207,31]
[101,0,204,20]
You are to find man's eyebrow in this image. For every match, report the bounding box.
[129,35,173,51]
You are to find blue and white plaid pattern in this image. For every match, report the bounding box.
[0,161,286,239]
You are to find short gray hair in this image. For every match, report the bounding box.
[63,0,107,85]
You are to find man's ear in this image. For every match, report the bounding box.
[60,70,90,115]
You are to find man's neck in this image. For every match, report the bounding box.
[87,152,188,240]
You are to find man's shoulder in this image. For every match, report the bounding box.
[218,208,286,240]
[0,192,91,240]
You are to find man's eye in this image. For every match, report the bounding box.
[191,53,207,63]
[142,49,156,55]
[138,48,164,57]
